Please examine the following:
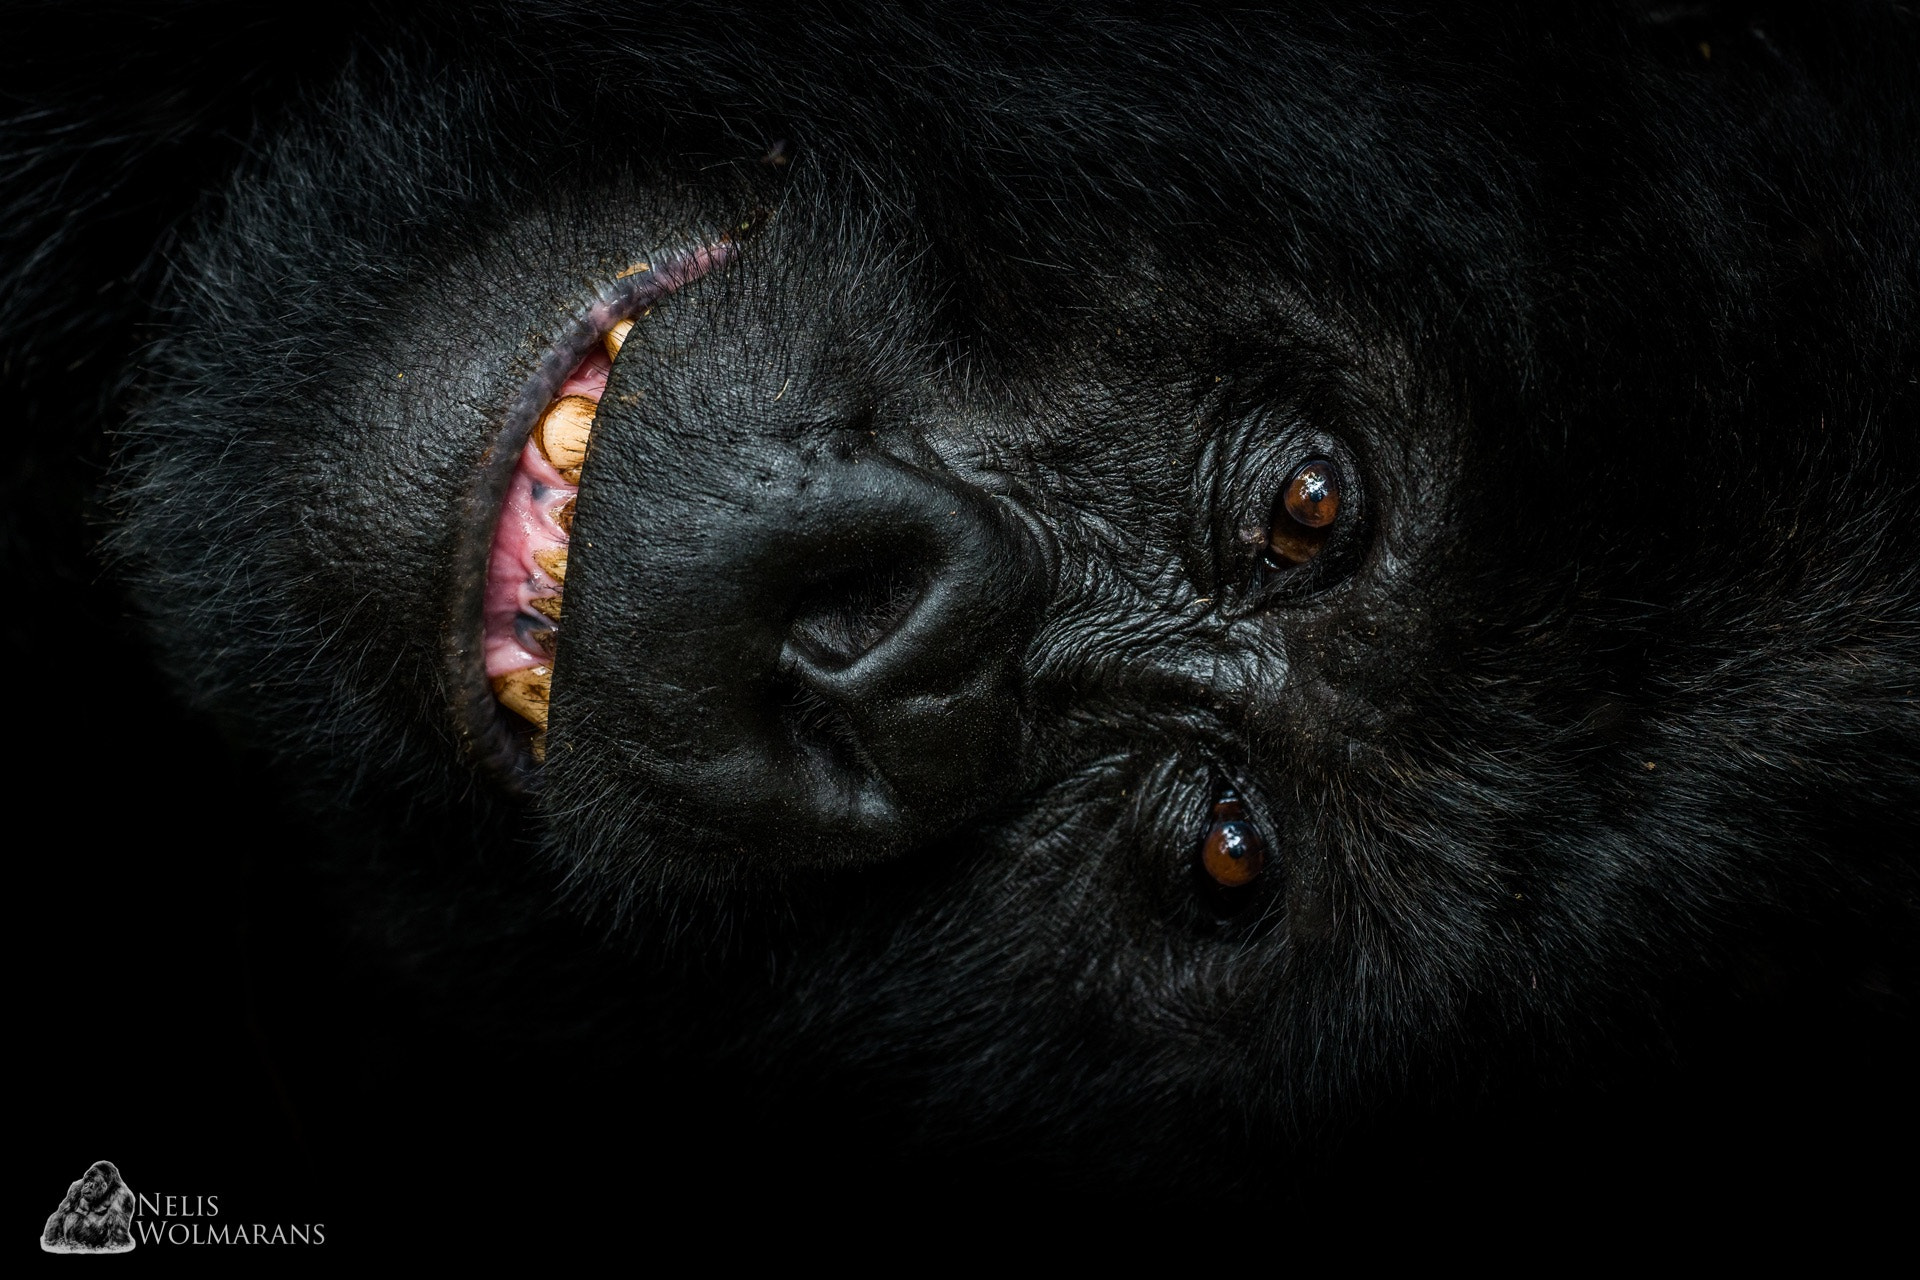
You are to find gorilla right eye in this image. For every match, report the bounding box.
[1199,787,1268,889]
[1263,458,1343,568]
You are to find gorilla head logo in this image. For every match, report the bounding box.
[41,1160,136,1254]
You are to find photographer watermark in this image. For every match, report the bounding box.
[40,1161,325,1252]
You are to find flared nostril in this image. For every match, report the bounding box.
[785,554,931,671]
[772,475,1038,835]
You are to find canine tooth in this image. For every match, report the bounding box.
[528,594,563,622]
[603,319,634,359]
[538,396,598,481]
[492,666,552,730]
[533,547,568,584]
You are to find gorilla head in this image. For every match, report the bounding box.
[11,0,1915,1202]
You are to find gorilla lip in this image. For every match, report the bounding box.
[447,239,738,789]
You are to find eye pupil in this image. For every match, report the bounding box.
[1200,788,1267,888]
[1265,458,1342,567]
[1285,461,1340,528]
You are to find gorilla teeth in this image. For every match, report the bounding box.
[514,612,557,656]
[603,317,634,360]
[491,666,552,731]
[532,546,567,584]
[537,395,598,482]
[485,307,649,744]
[485,334,606,735]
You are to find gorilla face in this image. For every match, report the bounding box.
[478,217,1415,873]
[83,3,1916,1187]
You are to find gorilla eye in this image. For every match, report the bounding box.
[1265,459,1342,567]
[1199,787,1267,888]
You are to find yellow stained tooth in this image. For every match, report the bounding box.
[528,593,562,622]
[532,547,568,584]
[492,666,552,730]
[538,395,597,482]
[603,318,634,360]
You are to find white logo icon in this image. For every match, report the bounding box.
[41,1161,136,1254]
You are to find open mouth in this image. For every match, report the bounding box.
[448,231,743,790]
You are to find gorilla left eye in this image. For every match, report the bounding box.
[1264,459,1342,567]
[1199,787,1267,888]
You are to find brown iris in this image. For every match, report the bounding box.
[1265,459,1341,567]
[1199,788,1267,888]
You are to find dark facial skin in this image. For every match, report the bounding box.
[11,1,1916,1213]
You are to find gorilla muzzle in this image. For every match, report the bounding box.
[560,437,1043,864]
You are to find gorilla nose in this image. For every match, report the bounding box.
[560,439,1042,864]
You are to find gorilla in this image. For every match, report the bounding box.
[41,1162,137,1254]
[7,0,1916,1233]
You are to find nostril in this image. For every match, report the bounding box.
[778,552,936,805]
[786,555,931,669]
[779,680,873,784]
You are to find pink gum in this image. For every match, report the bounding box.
[481,349,608,678]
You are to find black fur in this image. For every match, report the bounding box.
[10,0,1917,1236]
